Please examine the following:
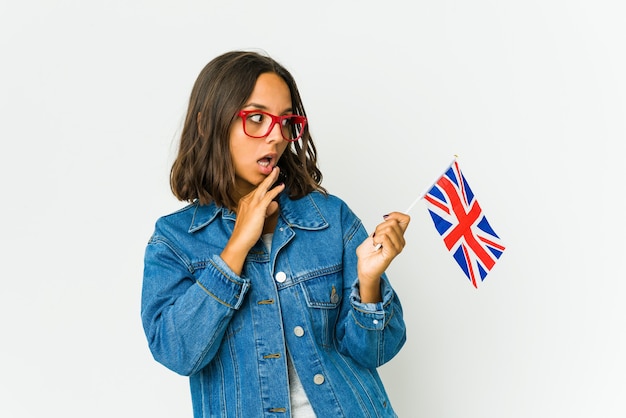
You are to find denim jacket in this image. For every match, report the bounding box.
[141,191,406,417]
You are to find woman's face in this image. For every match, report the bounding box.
[229,72,292,197]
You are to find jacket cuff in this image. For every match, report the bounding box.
[195,254,250,309]
[349,276,395,330]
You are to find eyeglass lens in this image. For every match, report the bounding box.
[242,112,304,141]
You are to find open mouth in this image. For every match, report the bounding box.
[257,155,276,175]
[258,156,273,167]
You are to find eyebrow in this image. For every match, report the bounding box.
[243,102,294,114]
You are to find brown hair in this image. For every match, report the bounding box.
[170,50,326,209]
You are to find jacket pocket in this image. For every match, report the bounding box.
[299,264,342,347]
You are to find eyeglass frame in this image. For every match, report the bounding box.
[236,110,307,142]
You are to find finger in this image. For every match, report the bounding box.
[373,220,407,253]
[375,230,405,255]
[387,230,406,253]
[266,200,280,217]
[242,167,283,206]
[265,182,285,205]
[259,166,281,193]
[383,212,411,232]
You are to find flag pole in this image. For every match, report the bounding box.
[373,155,458,251]
[406,154,458,213]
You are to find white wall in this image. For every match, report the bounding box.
[1,1,625,417]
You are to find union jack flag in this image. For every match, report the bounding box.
[423,159,505,288]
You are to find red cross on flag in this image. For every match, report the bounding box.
[423,158,506,288]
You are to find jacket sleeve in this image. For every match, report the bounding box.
[334,206,407,369]
[141,232,250,376]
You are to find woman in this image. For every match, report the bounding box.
[141,50,410,417]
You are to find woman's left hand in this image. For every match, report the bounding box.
[356,212,410,303]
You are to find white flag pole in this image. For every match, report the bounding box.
[407,154,458,212]
[373,155,458,251]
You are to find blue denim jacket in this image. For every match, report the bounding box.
[142,191,406,417]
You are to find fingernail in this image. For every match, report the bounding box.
[383,214,390,219]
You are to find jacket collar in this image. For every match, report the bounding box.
[188,192,329,233]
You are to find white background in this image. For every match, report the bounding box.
[1,1,625,417]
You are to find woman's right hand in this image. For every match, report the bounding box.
[220,167,285,275]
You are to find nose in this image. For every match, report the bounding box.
[265,120,284,143]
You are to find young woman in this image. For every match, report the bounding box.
[141,50,410,417]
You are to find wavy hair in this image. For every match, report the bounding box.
[170,50,326,209]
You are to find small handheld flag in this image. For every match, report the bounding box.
[423,157,506,288]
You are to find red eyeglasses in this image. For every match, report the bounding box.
[237,110,307,142]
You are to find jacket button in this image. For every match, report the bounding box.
[275,271,287,283]
[293,326,304,337]
[313,374,325,385]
